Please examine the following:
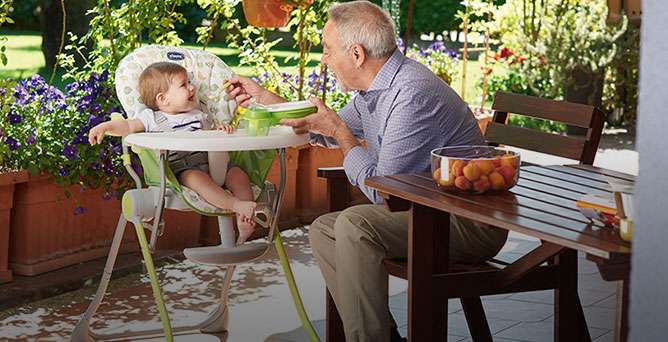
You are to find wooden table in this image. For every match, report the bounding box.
[365,164,633,342]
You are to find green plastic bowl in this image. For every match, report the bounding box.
[244,107,273,136]
[266,101,317,125]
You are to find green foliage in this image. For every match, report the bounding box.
[0,0,14,66]
[490,0,626,99]
[59,0,194,82]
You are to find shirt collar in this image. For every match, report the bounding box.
[363,49,405,94]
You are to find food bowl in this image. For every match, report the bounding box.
[243,107,273,136]
[266,100,317,125]
[431,146,520,194]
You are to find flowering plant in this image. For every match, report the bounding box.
[254,69,352,112]
[405,40,460,85]
[0,73,132,199]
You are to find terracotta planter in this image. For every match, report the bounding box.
[0,171,29,283]
[200,147,300,245]
[155,211,203,251]
[8,175,136,276]
[242,0,293,28]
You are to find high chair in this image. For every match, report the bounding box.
[70,45,319,342]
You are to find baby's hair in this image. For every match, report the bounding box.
[138,62,188,111]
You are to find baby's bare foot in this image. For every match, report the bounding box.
[236,215,256,244]
[232,200,256,218]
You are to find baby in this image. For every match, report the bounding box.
[89,62,257,243]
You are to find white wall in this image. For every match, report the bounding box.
[630,0,668,340]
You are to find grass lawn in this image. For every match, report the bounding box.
[1,31,486,105]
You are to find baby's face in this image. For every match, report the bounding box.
[160,72,197,114]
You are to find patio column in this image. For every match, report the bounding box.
[631,0,668,340]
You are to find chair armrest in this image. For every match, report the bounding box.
[317,166,371,212]
[317,166,347,179]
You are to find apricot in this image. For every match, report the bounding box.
[488,171,507,191]
[473,175,491,193]
[433,168,454,186]
[452,160,466,177]
[500,154,519,169]
[433,168,441,181]
[463,163,481,181]
[492,156,502,168]
[454,176,472,191]
[498,165,517,186]
[474,159,495,175]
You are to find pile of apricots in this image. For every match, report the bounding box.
[432,154,520,194]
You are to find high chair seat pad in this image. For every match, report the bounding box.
[115,45,236,125]
[184,242,270,265]
[125,125,308,152]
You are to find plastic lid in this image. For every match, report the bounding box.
[244,107,272,119]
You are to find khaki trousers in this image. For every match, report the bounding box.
[309,204,508,342]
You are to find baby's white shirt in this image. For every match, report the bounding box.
[135,108,210,133]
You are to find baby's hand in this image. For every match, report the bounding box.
[217,124,235,134]
[88,123,108,145]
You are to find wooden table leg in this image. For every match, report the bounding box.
[614,279,629,342]
[326,288,345,342]
[555,248,591,342]
[407,203,449,341]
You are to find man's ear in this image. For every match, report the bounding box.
[351,44,366,68]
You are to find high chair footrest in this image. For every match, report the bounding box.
[184,243,270,265]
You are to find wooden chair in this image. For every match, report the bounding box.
[318,91,605,341]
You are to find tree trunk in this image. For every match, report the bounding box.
[40,0,93,70]
[564,65,605,136]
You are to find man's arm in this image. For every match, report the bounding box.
[343,94,444,204]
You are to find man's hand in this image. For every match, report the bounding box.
[281,97,361,155]
[225,75,285,107]
[280,97,344,137]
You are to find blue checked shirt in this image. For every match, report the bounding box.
[312,49,485,204]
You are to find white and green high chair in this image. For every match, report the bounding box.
[70,45,320,342]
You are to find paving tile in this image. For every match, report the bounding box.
[578,274,620,295]
[495,319,610,342]
[478,299,555,322]
[508,288,613,307]
[396,325,468,341]
[445,312,521,337]
[582,306,618,330]
[459,337,527,342]
[578,258,601,275]
[590,293,618,309]
[593,330,614,342]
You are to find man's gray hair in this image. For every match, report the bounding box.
[327,1,397,59]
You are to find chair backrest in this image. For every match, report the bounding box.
[484,91,604,165]
[115,45,236,124]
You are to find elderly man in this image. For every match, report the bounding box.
[227,1,508,341]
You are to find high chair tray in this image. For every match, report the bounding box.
[125,125,308,152]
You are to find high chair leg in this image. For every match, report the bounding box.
[70,215,129,342]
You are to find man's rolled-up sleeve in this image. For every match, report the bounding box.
[343,92,442,204]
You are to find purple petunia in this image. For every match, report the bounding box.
[26,132,36,145]
[64,144,78,160]
[8,113,22,125]
[5,137,19,151]
[58,168,69,177]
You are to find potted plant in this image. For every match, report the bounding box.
[0,74,204,276]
